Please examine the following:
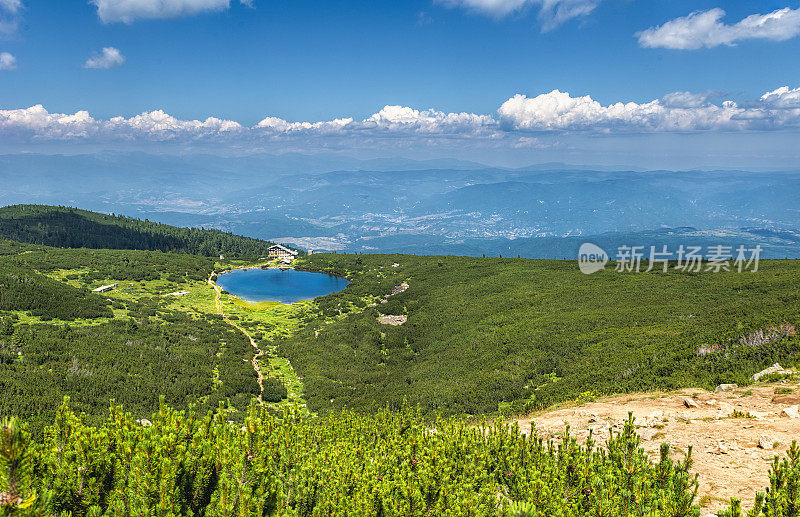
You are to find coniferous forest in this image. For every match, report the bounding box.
[0,205,285,258]
[0,206,798,515]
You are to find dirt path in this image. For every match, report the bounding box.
[515,383,800,516]
[209,273,264,404]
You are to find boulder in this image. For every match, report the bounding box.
[758,436,775,450]
[136,418,152,427]
[683,398,699,408]
[715,384,738,392]
[780,405,799,419]
[753,363,786,381]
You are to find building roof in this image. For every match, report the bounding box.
[268,244,298,256]
[92,283,118,292]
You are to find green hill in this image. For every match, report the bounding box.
[0,204,285,258]
[0,217,799,514]
[281,253,800,416]
[0,244,262,433]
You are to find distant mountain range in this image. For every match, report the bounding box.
[3,152,799,258]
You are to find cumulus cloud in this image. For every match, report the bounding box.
[256,116,354,134]
[363,105,495,134]
[255,106,495,138]
[92,0,252,23]
[84,47,125,69]
[441,0,600,30]
[637,7,800,50]
[760,86,800,108]
[0,105,242,141]
[0,51,15,70]
[4,87,800,147]
[497,89,755,132]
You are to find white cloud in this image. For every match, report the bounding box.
[107,110,243,136]
[760,86,800,108]
[660,91,718,109]
[537,0,600,31]
[441,0,600,30]
[0,105,97,139]
[256,106,495,137]
[0,105,242,140]
[496,88,800,132]
[512,136,553,148]
[363,105,495,134]
[0,0,22,35]
[0,51,15,70]
[84,47,126,69]
[637,7,800,50]
[0,0,22,14]
[256,116,354,134]
[444,0,529,17]
[93,0,235,23]
[4,87,800,147]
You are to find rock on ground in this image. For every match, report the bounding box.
[753,363,786,381]
[780,405,799,418]
[715,384,738,392]
[758,436,775,449]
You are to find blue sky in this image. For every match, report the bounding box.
[1,0,800,167]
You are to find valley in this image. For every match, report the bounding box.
[3,155,800,258]
[1,205,799,515]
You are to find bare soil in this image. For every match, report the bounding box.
[516,381,800,516]
[379,314,407,325]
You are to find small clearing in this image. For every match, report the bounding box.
[379,314,407,325]
[381,282,409,303]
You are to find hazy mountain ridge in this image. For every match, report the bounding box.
[3,152,799,257]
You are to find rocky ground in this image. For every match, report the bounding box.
[516,379,800,516]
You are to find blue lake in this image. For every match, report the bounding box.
[215,268,349,304]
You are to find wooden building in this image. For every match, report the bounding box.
[268,244,299,260]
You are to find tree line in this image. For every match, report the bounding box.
[0,204,286,258]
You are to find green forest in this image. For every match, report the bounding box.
[0,207,799,515]
[280,253,800,417]
[0,205,287,258]
[0,238,267,433]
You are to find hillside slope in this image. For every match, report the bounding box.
[280,253,800,417]
[0,204,283,258]
[0,244,261,432]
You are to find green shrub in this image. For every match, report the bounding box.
[0,403,703,516]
